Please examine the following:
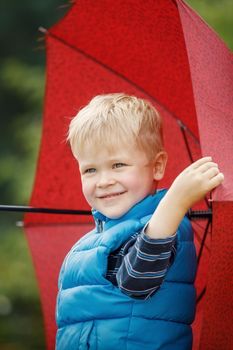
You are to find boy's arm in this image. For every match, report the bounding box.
[146,157,224,239]
[116,231,176,299]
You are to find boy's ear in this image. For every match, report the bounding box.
[153,151,168,181]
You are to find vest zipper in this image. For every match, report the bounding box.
[96,219,104,233]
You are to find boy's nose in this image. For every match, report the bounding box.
[96,172,116,188]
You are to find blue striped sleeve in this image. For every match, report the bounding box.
[116,228,177,299]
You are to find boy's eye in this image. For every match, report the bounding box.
[113,163,127,169]
[84,168,96,174]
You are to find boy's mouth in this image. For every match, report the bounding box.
[98,191,126,199]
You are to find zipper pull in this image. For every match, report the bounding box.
[96,219,103,233]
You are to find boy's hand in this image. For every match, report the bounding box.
[146,157,224,239]
[168,156,224,213]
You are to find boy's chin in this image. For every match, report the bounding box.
[97,206,130,220]
[98,203,138,220]
[101,210,126,220]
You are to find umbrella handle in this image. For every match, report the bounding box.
[188,209,212,220]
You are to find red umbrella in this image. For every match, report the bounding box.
[23,0,233,349]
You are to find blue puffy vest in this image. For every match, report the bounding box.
[56,190,196,350]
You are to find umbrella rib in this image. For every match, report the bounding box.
[40,27,199,144]
[196,286,206,304]
[196,218,211,269]
[178,120,210,208]
[178,120,194,162]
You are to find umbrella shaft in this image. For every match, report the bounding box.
[0,205,212,219]
[0,205,92,215]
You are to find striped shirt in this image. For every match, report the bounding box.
[106,227,177,300]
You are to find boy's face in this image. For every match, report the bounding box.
[77,143,166,219]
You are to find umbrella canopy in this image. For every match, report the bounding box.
[24,0,233,349]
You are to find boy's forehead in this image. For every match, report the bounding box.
[78,138,135,156]
[77,141,147,163]
[78,144,128,159]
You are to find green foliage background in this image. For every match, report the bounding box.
[0,0,232,348]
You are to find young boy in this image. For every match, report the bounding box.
[56,93,224,350]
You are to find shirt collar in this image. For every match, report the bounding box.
[92,189,167,230]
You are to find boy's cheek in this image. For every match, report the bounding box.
[81,181,92,200]
[82,180,96,203]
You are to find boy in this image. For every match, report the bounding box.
[56,93,224,349]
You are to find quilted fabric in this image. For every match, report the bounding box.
[56,191,196,349]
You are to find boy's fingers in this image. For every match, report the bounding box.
[204,166,220,179]
[198,162,219,173]
[208,172,224,189]
[191,157,212,169]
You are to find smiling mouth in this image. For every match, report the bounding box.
[98,191,126,199]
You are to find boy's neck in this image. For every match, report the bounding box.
[92,190,165,230]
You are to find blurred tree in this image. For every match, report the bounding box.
[0,0,69,207]
[186,0,233,50]
[0,1,69,349]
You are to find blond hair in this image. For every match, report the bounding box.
[68,93,164,160]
